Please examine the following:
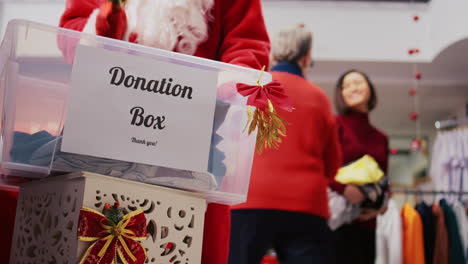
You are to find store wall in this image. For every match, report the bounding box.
[2,0,468,64]
[452,103,468,120]
[262,0,468,62]
[0,2,64,38]
[263,1,431,62]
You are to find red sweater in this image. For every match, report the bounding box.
[233,68,342,219]
[59,1,270,264]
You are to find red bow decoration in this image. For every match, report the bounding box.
[78,207,147,264]
[236,80,293,112]
[236,68,293,153]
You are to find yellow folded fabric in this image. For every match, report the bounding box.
[335,155,384,185]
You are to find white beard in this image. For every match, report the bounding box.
[124,0,214,55]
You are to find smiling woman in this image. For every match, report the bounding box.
[334,70,377,115]
[341,72,372,112]
[329,69,389,264]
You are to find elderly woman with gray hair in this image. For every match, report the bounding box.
[229,25,342,264]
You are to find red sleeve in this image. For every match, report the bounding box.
[323,115,342,182]
[218,0,271,70]
[0,189,19,263]
[59,0,99,31]
[58,0,101,63]
[329,119,346,194]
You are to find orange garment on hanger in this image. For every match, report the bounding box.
[401,203,425,264]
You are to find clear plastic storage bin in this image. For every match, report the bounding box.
[0,20,271,205]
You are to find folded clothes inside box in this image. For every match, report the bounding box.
[10,130,219,191]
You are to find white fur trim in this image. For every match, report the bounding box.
[123,0,214,55]
[123,0,138,41]
[82,9,99,35]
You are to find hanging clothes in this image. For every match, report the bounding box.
[430,128,468,203]
[433,203,449,264]
[440,199,466,264]
[401,203,425,264]
[452,200,468,260]
[416,201,435,264]
[376,199,402,264]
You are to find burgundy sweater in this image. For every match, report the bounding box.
[329,111,388,228]
[330,111,389,194]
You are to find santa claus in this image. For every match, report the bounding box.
[59,1,270,264]
[60,0,270,69]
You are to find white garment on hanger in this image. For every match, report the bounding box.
[430,132,447,201]
[430,128,468,203]
[452,201,468,258]
[375,199,402,264]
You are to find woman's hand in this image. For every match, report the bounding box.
[343,184,366,204]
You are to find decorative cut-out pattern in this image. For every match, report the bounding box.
[91,188,202,263]
[11,184,80,264]
[11,174,206,264]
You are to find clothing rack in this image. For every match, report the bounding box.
[435,118,468,130]
[392,188,468,196]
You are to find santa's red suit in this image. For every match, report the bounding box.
[59,1,270,263]
[0,188,19,263]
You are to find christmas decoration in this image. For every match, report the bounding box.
[410,138,422,152]
[406,9,423,150]
[408,48,421,55]
[77,203,148,264]
[415,72,422,80]
[404,7,431,157]
[410,112,419,121]
[237,66,293,153]
[261,255,279,264]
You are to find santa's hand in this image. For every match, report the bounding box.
[96,1,127,39]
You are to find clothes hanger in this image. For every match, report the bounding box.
[416,189,423,205]
[404,188,409,204]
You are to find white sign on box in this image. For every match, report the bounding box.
[62,45,218,172]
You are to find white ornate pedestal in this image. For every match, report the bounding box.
[10,172,207,264]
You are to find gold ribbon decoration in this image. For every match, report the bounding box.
[236,66,293,153]
[77,203,148,264]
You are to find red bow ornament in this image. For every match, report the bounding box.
[78,205,148,264]
[237,80,293,112]
[236,68,293,153]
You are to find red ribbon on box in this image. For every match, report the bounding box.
[235,67,293,153]
[236,80,293,112]
[78,207,147,264]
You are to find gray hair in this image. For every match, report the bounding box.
[271,25,313,63]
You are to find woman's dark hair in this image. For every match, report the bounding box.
[334,69,377,115]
